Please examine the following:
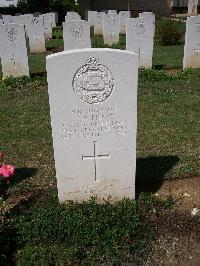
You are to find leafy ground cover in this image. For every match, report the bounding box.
[0,22,200,265]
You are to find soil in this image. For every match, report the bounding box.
[145,175,200,265]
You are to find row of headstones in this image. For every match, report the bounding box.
[66,10,200,69]
[0,13,56,79]
[46,10,200,203]
[63,11,154,69]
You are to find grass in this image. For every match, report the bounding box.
[0,20,200,264]
[0,67,199,264]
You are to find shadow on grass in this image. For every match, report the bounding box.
[0,168,38,197]
[136,155,179,197]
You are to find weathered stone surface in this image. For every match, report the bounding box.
[47,48,138,202]
[188,0,198,15]
[0,23,29,78]
[93,12,104,35]
[103,13,120,45]
[26,16,46,53]
[41,14,52,39]
[63,20,91,50]
[119,11,130,34]
[88,10,96,26]
[65,12,81,22]
[139,12,155,35]
[126,17,154,68]
[108,10,117,14]
[183,16,200,68]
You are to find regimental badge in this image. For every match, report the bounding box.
[72,58,115,104]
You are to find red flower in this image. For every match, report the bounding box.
[0,164,15,180]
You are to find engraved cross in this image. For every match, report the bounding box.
[138,47,144,60]
[82,141,110,181]
[10,53,16,68]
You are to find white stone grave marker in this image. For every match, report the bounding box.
[2,15,14,24]
[88,10,95,26]
[93,12,104,35]
[103,13,120,45]
[126,17,154,68]
[139,12,155,35]
[41,14,52,39]
[119,11,130,34]
[65,12,81,22]
[0,24,29,79]
[63,20,91,50]
[188,0,198,15]
[108,10,117,14]
[183,16,200,68]
[26,16,46,53]
[47,48,138,202]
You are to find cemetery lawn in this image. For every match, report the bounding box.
[0,66,199,265]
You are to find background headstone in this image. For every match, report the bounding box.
[88,10,95,26]
[93,11,104,35]
[126,17,154,68]
[47,12,56,28]
[188,0,198,15]
[0,24,29,79]
[2,15,14,24]
[65,12,81,21]
[63,20,91,50]
[103,13,120,45]
[119,11,130,34]
[47,48,138,202]
[139,12,155,35]
[42,14,52,39]
[26,16,46,53]
[108,10,117,14]
[183,16,200,68]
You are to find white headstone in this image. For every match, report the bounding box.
[88,10,95,26]
[0,24,29,79]
[65,12,81,22]
[139,12,155,36]
[108,10,117,14]
[183,16,200,68]
[47,48,138,202]
[26,16,46,53]
[103,13,120,45]
[2,15,14,24]
[0,19,3,25]
[93,12,105,35]
[63,20,91,50]
[48,12,56,27]
[41,14,52,39]
[188,0,198,15]
[119,11,130,34]
[126,18,154,68]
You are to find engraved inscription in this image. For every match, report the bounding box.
[82,141,110,181]
[5,27,17,42]
[70,24,83,37]
[107,14,117,24]
[31,18,39,26]
[195,22,200,32]
[134,22,146,35]
[72,57,114,104]
[60,107,129,140]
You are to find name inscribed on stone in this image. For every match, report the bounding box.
[60,107,129,139]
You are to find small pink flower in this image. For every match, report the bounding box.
[0,164,15,179]
[0,152,4,162]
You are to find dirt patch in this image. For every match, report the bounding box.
[49,45,64,53]
[145,175,200,265]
